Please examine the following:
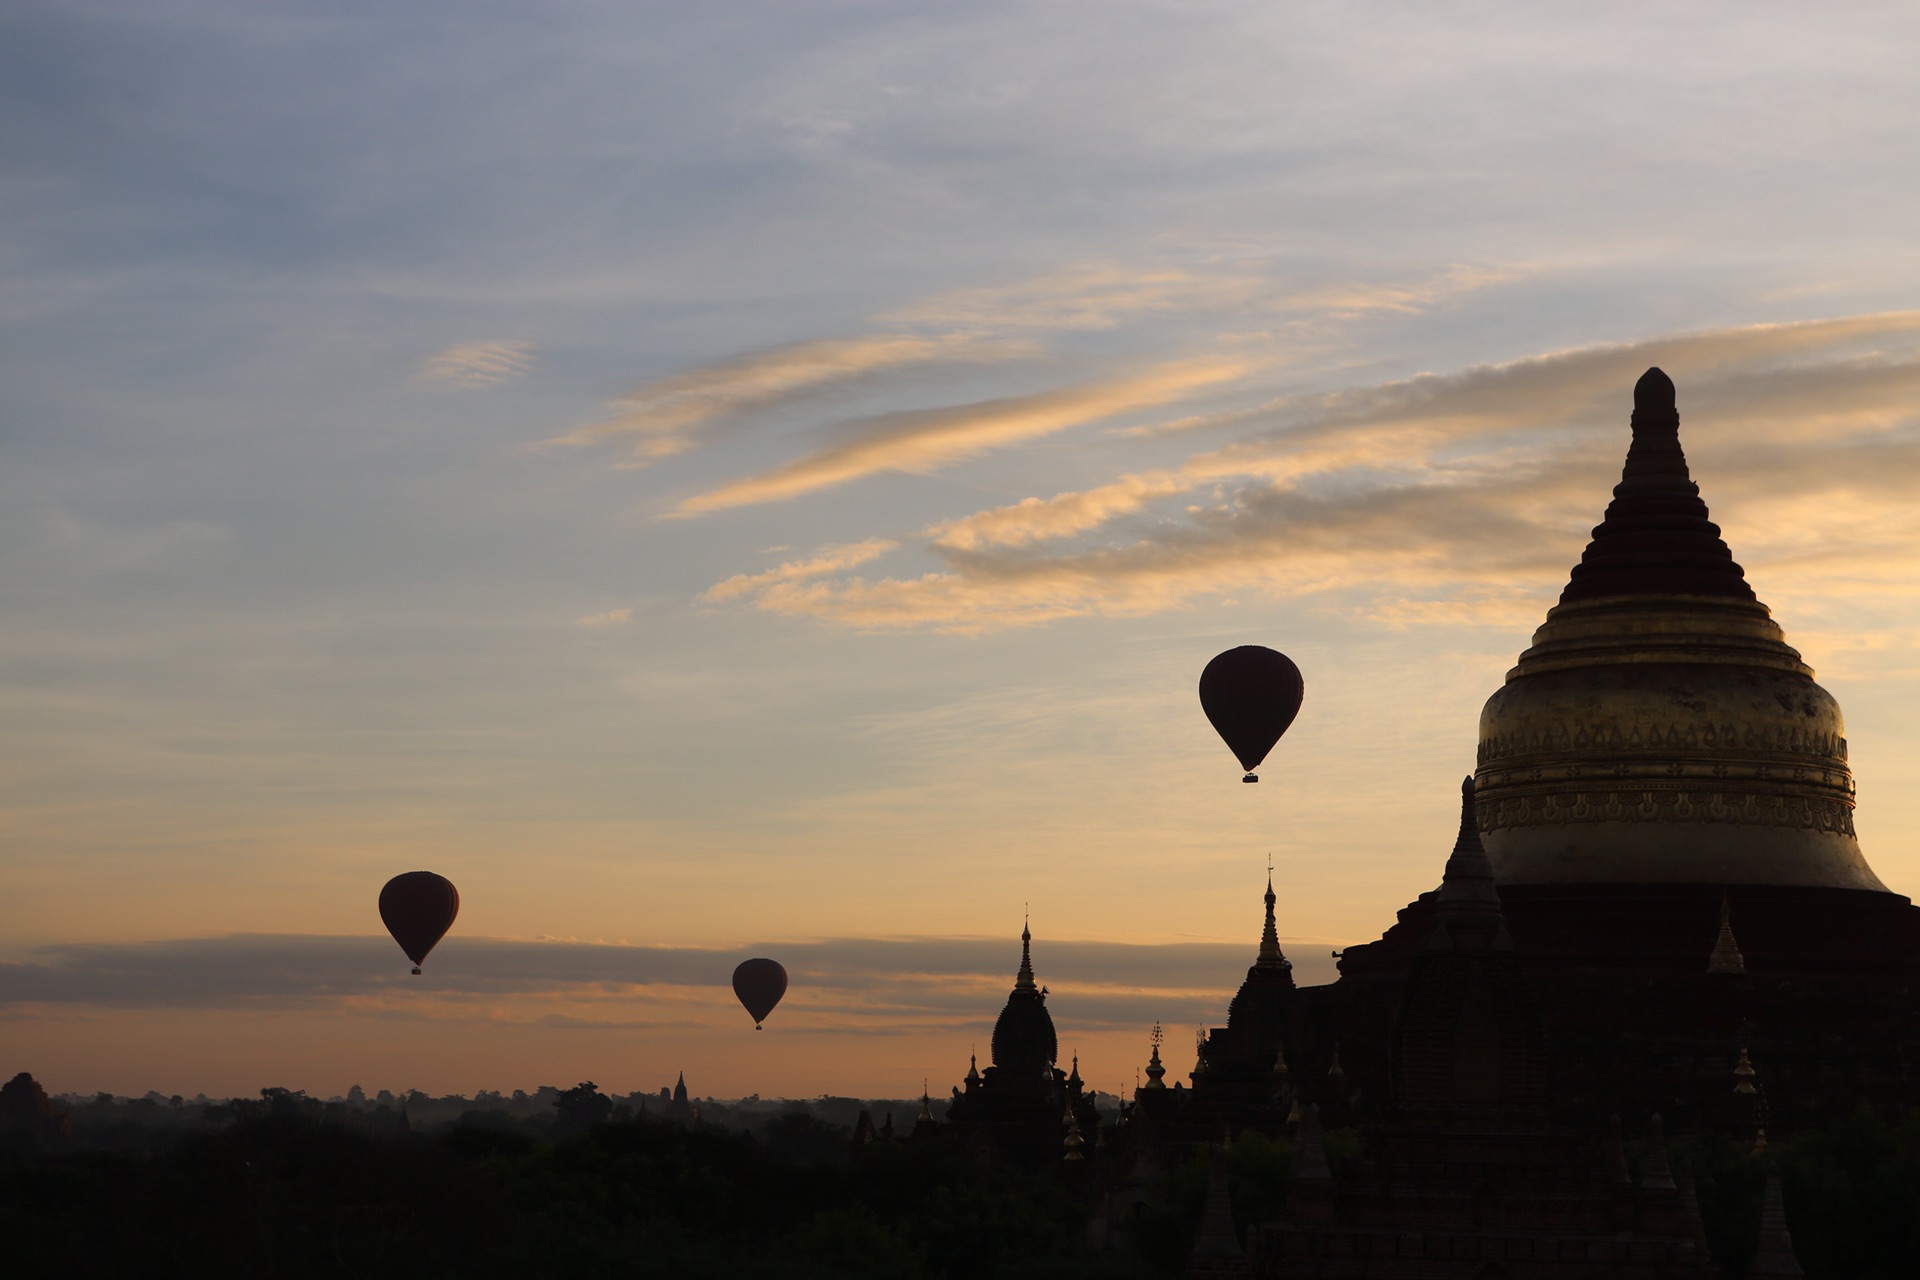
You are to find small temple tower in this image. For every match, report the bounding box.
[947,918,1097,1164]
[1184,870,1300,1134]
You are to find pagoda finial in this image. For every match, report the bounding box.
[1635,365,1676,417]
[1709,896,1748,974]
[1257,863,1290,969]
[1624,365,1685,478]
[1062,1102,1086,1162]
[1144,1024,1167,1089]
[1015,913,1037,991]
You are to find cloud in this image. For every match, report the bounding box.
[879,261,1514,337]
[553,262,1508,471]
[703,539,897,603]
[671,358,1253,515]
[576,608,632,627]
[928,474,1190,551]
[416,340,537,387]
[0,933,1344,1036]
[877,263,1264,334]
[549,335,1025,462]
[705,312,1920,631]
[742,467,1583,632]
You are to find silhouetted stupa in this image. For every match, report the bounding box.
[947,920,1099,1164]
[1183,874,1300,1131]
[1322,369,1920,1130]
[1477,367,1882,890]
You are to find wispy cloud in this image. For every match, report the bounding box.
[878,263,1262,334]
[928,475,1190,551]
[552,261,1509,470]
[880,261,1513,336]
[549,335,1027,463]
[416,340,537,387]
[705,313,1920,632]
[672,358,1254,515]
[576,608,632,627]
[703,539,898,603]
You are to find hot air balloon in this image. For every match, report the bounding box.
[1199,645,1304,782]
[379,871,459,975]
[732,958,788,1030]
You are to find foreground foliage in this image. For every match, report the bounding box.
[5,1085,1918,1277]
[1,1090,1152,1279]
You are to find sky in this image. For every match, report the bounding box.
[6,1,1920,1101]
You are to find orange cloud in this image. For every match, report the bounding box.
[550,335,1022,463]
[705,313,1920,632]
[702,539,898,603]
[552,260,1515,471]
[416,340,537,387]
[672,358,1254,515]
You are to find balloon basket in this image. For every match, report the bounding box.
[755,1023,763,1031]
[1243,774,1258,783]
[411,966,422,975]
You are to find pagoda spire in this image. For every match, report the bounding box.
[1734,1045,1758,1095]
[1015,912,1036,991]
[1558,367,1757,604]
[1257,865,1291,970]
[1709,896,1748,974]
[989,912,1057,1073]
[1144,1024,1167,1089]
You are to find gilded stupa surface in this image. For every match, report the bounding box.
[1474,368,1887,890]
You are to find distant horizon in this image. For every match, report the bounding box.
[6,929,1345,1098]
[37,1084,1137,1106]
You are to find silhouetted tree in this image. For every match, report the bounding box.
[551,1081,613,1137]
[0,1073,69,1151]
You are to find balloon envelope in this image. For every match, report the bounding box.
[379,871,460,974]
[732,958,788,1029]
[1199,646,1304,780]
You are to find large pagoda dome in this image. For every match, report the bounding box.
[1474,368,1888,891]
